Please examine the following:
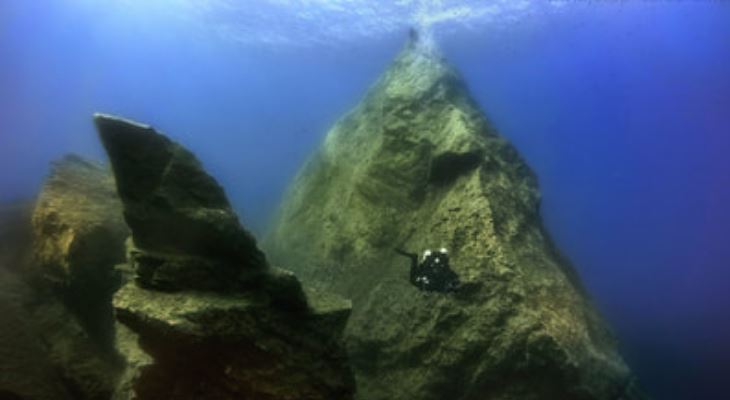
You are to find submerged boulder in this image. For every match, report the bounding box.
[265,36,646,399]
[94,114,354,400]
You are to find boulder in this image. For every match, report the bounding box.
[264,36,647,400]
[94,114,355,400]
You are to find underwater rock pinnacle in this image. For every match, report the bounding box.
[265,37,648,399]
[94,113,264,267]
[95,114,355,400]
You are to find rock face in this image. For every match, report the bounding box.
[94,114,355,400]
[0,268,75,400]
[265,37,646,400]
[0,265,122,400]
[31,154,128,349]
[0,200,33,273]
[19,279,122,400]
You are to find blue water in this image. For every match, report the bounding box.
[1,1,729,398]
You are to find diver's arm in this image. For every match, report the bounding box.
[394,248,416,258]
[394,248,419,284]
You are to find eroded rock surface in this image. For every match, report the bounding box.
[265,37,647,400]
[95,114,355,400]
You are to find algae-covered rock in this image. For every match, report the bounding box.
[31,154,128,348]
[110,322,153,400]
[95,114,355,400]
[265,36,647,400]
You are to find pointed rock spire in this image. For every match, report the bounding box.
[265,35,647,400]
[94,113,266,269]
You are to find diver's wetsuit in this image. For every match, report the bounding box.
[395,248,461,292]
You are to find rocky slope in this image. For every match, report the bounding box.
[95,114,355,400]
[265,36,647,400]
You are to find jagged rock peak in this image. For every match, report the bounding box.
[94,113,265,269]
[93,113,230,211]
[372,29,463,102]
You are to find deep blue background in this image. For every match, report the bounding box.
[1,1,728,399]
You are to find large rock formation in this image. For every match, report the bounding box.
[265,36,646,399]
[31,154,128,349]
[94,114,355,400]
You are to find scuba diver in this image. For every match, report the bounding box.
[395,247,461,293]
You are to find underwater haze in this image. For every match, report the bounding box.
[1,0,729,399]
